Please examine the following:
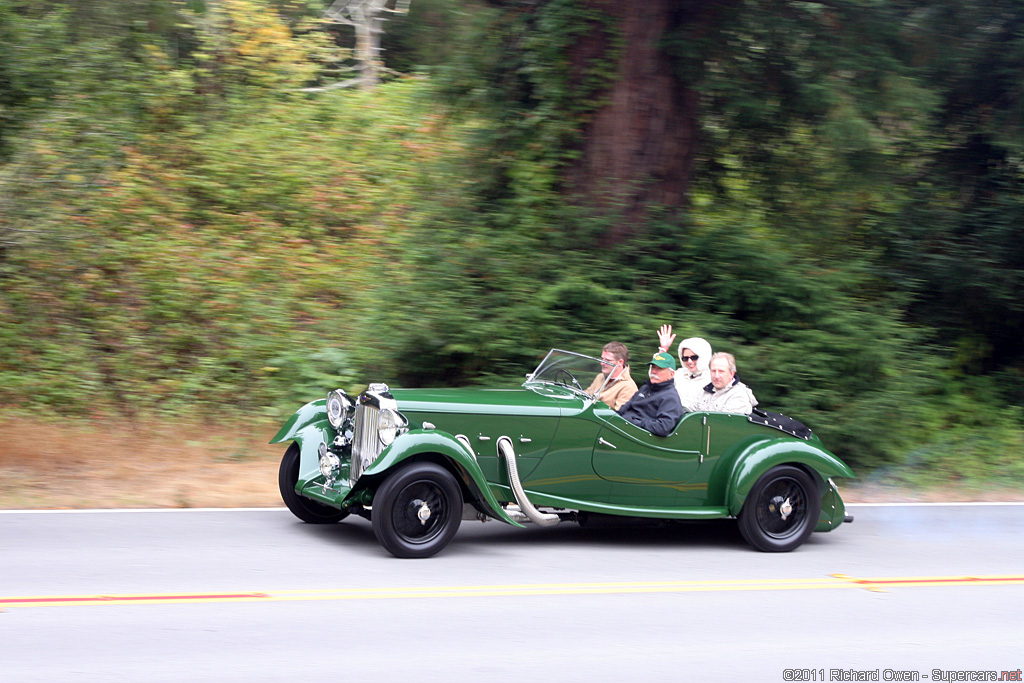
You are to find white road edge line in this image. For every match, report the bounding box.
[0,507,289,514]
[845,501,1024,507]
[2,502,1024,514]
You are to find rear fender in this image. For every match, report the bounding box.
[725,439,855,517]
[816,477,848,532]
[363,430,523,528]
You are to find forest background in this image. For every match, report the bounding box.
[2,0,1023,506]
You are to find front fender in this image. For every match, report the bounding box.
[270,399,328,445]
[270,399,333,494]
[363,430,523,528]
[725,438,855,516]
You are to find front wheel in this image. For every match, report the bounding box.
[371,462,463,558]
[738,465,819,552]
[278,443,349,524]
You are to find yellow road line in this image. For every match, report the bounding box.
[3,574,1023,609]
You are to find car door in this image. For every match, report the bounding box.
[591,407,706,505]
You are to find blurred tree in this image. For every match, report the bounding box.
[438,0,939,245]
[0,1,68,160]
[877,1,1024,376]
[379,0,458,73]
[3,0,1023,473]
[323,0,411,87]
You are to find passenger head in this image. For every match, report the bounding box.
[600,342,629,377]
[708,352,736,390]
[677,337,712,376]
[648,351,676,384]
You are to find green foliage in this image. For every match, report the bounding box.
[185,0,334,95]
[664,1,940,251]
[435,0,621,204]
[2,0,1024,484]
[874,2,1024,374]
[381,0,461,73]
[0,1,69,159]
[261,348,359,412]
[0,0,471,419]
[865,388,1024,492]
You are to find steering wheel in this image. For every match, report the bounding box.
[554,368,584,392]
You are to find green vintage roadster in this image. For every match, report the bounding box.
[272,349,854,558]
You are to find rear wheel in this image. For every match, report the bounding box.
[278,443,349,524]
[371,462,463,558]
[738,465,819,552]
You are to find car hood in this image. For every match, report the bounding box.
[390,387,574,418]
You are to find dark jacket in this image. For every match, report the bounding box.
[616,378,685,437]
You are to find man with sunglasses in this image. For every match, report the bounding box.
[615,351,685,437]
[584,341,638,410]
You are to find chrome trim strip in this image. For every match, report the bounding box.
[455,434,477,461]
[351,403,381,484]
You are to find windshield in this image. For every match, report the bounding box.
[524,349,614,399]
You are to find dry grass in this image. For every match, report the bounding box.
[838,482,1024,504]
[0,413,285,509]
[2,413,1022,509]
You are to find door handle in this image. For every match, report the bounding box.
[599,437,617,449]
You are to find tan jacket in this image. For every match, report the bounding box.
[586,367,638,411]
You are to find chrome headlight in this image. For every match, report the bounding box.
[318,442,341,486]
[326,389,354,429]
[378,407,409,446]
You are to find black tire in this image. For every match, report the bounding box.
[278,443,349,524]
[738,465,819,552]
[371,462,463,558]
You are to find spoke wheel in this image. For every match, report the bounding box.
[372,462,463,558]
[278,443,349,524]
[738,465,819,552]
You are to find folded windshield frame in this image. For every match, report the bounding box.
[524,349,615,400]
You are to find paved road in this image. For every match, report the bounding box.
[2,504,1022,683]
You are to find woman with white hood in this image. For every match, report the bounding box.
[656,324,713,411]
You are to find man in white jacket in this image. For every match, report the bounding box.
[696,352,758,415]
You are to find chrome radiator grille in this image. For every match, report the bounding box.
[350,403,381,483]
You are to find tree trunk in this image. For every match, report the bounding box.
[566,0,707,243]
[355,17,381,87]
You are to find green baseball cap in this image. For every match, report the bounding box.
[649,352,676,370]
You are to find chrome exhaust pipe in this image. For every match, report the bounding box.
[497,436,559,527]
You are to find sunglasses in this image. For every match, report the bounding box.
[680,354,699,362]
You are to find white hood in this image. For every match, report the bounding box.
[677,337,712,377]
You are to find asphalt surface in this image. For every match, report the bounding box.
[2,503,1022,682]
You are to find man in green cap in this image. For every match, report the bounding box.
[615,351,685,437]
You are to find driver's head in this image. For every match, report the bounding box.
[648,352,676,384]
[600,342,629,377]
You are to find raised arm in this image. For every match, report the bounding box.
[657,324,676,353]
